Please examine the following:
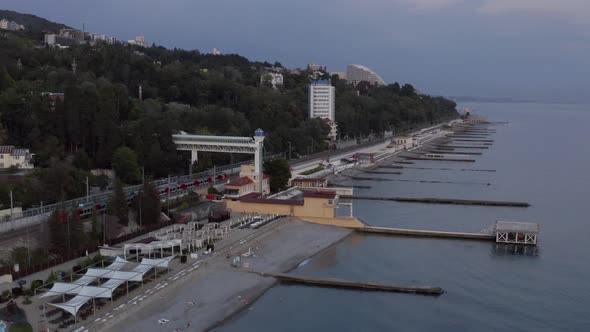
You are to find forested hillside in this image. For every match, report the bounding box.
[0,11,458,207]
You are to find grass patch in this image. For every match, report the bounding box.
[301,166,324,176]
[9,322,33,332]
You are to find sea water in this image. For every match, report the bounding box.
[217,102,590,332]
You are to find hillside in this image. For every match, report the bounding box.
[0,11,458,208]
[0,9,70,32]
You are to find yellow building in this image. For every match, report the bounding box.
[224,165,270,198]
[225,187,363,228]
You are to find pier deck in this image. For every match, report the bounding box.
[340,195,530,207]
[356,226,495,241]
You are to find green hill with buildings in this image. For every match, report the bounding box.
[0,10,458,208]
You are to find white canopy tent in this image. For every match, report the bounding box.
[123,239,181,260]
[39,257,130,298]
[43,256,175,320]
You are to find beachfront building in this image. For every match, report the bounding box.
[352,153,375,164]
[0,146,34,169]
[226,186,361,227]
[309,79,335,121]
[346,64,386,86]
[393,136,416,150]
[224,165,270,198]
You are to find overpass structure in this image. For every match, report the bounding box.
[172,129,266,192]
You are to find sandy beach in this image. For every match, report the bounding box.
[90,218,352,332]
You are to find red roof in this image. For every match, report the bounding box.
[226,176,254,187]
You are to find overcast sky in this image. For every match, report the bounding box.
[3,0,590,102]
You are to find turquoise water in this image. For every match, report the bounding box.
[218,103,590,331]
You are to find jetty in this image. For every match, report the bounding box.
[259,272,444,296]
[363,170,403,175]
[403,157,476,162]
[354,221,539,246]
[356,226,495,241]
[427,150,483,155]
[340,195,530,207]
[435,145,488,149]
[452,139,494,143]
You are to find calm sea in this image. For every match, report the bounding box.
[217,102,590,332]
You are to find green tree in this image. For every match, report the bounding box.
[132,181,161,226]
[47,208,85,254]
[108,179,129,226]
[112,146,140,184]
[264,159,291,193]
[91,208,99,240]
[0,66,15,92]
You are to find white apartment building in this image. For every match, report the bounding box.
[346,64,386,85]
[0,146,34,169]
[260,72,283,88]
[0,19,25,31]
[309,80,335,121]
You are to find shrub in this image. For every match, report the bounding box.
[30,280,43,295]
[9,322,33,332]
[12,287,23,297]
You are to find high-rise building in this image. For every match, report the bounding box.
[346,64,386,85]
[309,80,335,121]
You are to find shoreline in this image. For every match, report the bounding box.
[102,219,352,332]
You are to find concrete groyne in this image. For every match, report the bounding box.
[340,195,530,207]
[259,272,444,296]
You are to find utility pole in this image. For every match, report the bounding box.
[9,190,13,222]
[67,212,71,254]
[166,174,170,213]
[85,176,89,203]
[102,212,106,244]
[139,188,142,228]
[288,141,292,160]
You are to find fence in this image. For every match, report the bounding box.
[1,218,180,281]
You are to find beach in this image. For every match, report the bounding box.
[98,218,351,332]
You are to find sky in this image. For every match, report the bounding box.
[3,0,590,102]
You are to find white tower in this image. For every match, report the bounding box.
[254,128,265,192]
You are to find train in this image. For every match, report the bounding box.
[74,173,231,219]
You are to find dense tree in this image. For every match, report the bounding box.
[112,146,141,184]
[47,208,85,254]
[131,181,161,226]
[264,159,292,193]
[0,20,458,207]
[108,179,128,226]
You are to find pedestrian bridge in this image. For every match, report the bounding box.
[172,132,260,156]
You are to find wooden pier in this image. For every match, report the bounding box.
[259,272,444,296]
[356,226,495,241]
[340,195,530,207]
